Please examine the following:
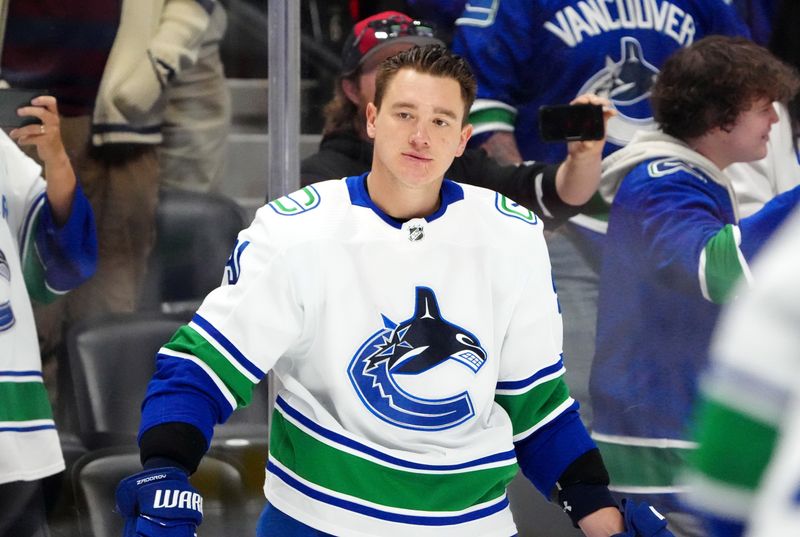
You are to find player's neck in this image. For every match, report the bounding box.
[365,170,442,220]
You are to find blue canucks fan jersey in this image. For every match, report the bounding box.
[588,132,800,513]
[452,0,749,162]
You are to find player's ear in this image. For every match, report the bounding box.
[366,102,378,140]
[455,123,473,157]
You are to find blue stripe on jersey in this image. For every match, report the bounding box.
[496,356,564,391]
[277,396,516,471]
[0,423,56,433]
[0,371,43,377]
[267,460,511,525]
[192,313,265,380]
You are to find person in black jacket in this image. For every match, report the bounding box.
[301,10,613,229]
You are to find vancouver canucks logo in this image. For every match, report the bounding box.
[578,37,659,146]
[348,287,487,431]
[268,186,320,216]
[0,249,15,332]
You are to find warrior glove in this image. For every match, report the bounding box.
[612,499,674,537]
[116,467,203,537]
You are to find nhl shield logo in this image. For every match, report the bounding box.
[408,224,424,242]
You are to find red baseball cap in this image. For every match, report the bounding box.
[340,11,443,76]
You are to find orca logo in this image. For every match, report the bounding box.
[348,287,487,431]
[0,249,14,332]
[577,37,660,146]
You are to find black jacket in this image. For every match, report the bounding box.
[300,130,584,229]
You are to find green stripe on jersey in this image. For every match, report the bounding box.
[689,397,777,491]
[595,439,693,488]
[270,409,518,512]
[702,224,745,304]
[495,377,570,437]
[164,325,255,408]
[0,381,54,421]
[469,107,516,129]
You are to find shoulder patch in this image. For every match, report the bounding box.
[647,158,708,183]
[268,186,321,216]
[495,193,538,225]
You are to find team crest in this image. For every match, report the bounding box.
[578,37,660,146]
[348,287,487,431]
[0,249,15,331]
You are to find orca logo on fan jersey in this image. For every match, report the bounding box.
[348,287,487,431]
[577,37,660,147]
[0,249,15,332]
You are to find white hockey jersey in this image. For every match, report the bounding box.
[0,130,64,484]
[143,174,578,536]
[686,207,800,535]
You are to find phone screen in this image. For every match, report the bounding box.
[0,88,47,128]
[538,103,604,142]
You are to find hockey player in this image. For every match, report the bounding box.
[686,207,800,536]
[115,45,672,536]
[0,95,96,536]
[587,36,800,535]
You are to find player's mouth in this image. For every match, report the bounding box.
[402,152,432,163]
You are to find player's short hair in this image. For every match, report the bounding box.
[652,35,799,140]
[373,44,476,125]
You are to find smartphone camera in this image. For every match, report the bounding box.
[539,103,604,142]
[0,88,47,128]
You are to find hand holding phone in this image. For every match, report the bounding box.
[538,103,605,143]
[0,88,48,128]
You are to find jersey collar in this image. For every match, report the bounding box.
[346,172,464,229]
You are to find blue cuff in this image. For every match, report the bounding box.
[515,402,596,496]
[36,184,97,292]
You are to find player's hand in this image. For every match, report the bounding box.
[611,499,674,537]
[116,467,203,537]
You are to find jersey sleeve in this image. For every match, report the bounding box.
[139,208,305,445]
[0,129,96,302]
[493,222,595,496]
[452,0,536,139]
[24,185,97,303]
[616,163,743,304]
[685,208,800,530]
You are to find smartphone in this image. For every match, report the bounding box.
[0,88,47,128]
[538,103,604,142]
